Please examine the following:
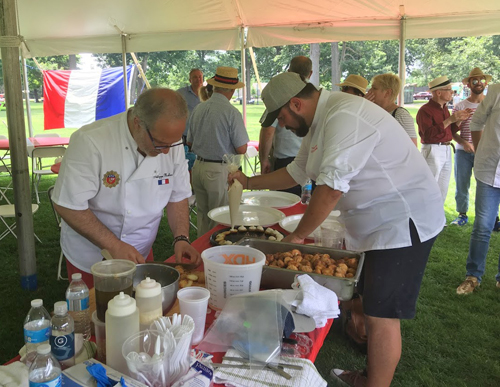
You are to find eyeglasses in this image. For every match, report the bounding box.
[471,79,486,86]
[440,88,453,92]
[142,122,183,150]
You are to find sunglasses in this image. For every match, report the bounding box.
[142,122,183,150]
[471,79,486,86]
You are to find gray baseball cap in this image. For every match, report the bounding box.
[260,72,308,127]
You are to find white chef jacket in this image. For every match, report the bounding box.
[287,91,445,252]
[470,84,500,188]
[52,112,191,273]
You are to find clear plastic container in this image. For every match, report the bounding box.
[24,299,52,367]
[301,179,312,204]
[66,273,91,342]
[29,344,62,387]
[50,301,75,370]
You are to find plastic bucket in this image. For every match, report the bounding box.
[202,245,266,310]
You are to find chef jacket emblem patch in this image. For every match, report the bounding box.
[103,171,120,188]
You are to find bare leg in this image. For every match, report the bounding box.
[365,315,401,387]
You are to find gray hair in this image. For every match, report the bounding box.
[132,88,188,129]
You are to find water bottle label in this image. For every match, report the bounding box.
[30,375,62,387]
[24,327,51,343]
[50,333,75,360]
[67,296,89,312]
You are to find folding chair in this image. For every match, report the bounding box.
[0,135,12,203]
[47,186,67,280]
[244,145,259,176]
[31,146,66,204]
[0,203,41,242]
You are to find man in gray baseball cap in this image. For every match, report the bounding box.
[230,71,445,387]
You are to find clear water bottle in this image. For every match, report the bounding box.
[29,343,62,387]
[301,179,312,204]
[66,273,91,342]
[24,299,52,367]
[50,301,75,370]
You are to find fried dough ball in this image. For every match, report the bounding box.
[299,265,313,272]
[291,249,301,256]
[276,259,285,268]
[179,279,193,288]
[346,273,354,278]
[334,272,346,278]
[304,254,314,261]
[284,256,294,265]
[175,265,185,274]
[294,256,303,264]
[346,258,358,268]
[287,265,299,271]
[322,268,334,276]
[314,268,323,274]
[337,263,348,272]
[347,267,356,274]
[282,252,293,258]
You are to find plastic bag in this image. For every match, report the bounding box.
[196,290,291,365]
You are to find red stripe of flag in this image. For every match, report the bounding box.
[43,70,71,129]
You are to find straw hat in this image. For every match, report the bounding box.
[335,75,368,95]
[462,67,492,85]
[206,67,244,89]
[428,76,451,91]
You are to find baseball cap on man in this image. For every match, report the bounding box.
[260,72,308,127]
[428,76,451,91]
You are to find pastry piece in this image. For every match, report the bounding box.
[248,226,257,231]
[268,236,277,241]
[238,225,247,232]
[265,227,274,235]
[256,226,264,232]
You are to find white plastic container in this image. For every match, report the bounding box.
[202,245,266,310]
[105,292,140,375]
[135,277,163,330]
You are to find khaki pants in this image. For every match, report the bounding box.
[192,159,228,237]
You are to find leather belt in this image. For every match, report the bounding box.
[196,156,223,163]
[437,142,451,146]
[425,142,455,153]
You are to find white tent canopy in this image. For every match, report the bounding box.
[17,0,500,57]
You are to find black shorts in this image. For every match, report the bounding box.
[357,220,438,320]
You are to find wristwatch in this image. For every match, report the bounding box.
[172,235,190,247]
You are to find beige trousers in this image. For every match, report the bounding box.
[191,159,228,237]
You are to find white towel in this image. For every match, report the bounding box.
[291,274,340,328]
[213,349,327,387]
[0,361,29,387]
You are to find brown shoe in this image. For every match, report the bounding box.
[456,276,480,295]
[496,281,500,289]
[331,369,367,387]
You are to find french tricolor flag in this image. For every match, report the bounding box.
[43,66,134,129]
[158,179,170,185]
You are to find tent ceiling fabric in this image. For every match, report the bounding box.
[13,0,500,57]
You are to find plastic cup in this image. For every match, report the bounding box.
[320,220,345,249]
[91,260,136,322]
[177,287,210,345]
[92,311,106,363]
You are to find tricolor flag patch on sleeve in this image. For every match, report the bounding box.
[158,179,170,185]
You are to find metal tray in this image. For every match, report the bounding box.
[235,238,365,301]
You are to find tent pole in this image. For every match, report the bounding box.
[21,55,33,137]
[240,27,246,125]
[248,47,262,97]
[130,52,151,89]
[121,34,129,109]
[398,11,407,106]
[0,0,38,290]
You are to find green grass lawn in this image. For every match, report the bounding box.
[1,99,500,386]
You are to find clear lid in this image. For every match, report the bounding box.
[37,344,51,355]
[54,301,67,315]
[90,259,136,278]
[31,299,43,307]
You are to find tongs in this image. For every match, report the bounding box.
[213,356,302,380]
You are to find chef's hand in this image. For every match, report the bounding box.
[107,240,146,264]
[174,241,202,267]
[228,170,249,188]
[283,233,305,245]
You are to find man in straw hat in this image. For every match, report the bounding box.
[456,81,500,295]
[187,66,248,236]
[336,74,368,97]
[229,72,445,387]
[416,76,472,204]
[450,68,492,228]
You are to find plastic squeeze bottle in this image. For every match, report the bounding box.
[105,292,139,375]
[135,277,163,330]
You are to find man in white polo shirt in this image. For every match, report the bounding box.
[52,88,201,288]
[229,72,445,387]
